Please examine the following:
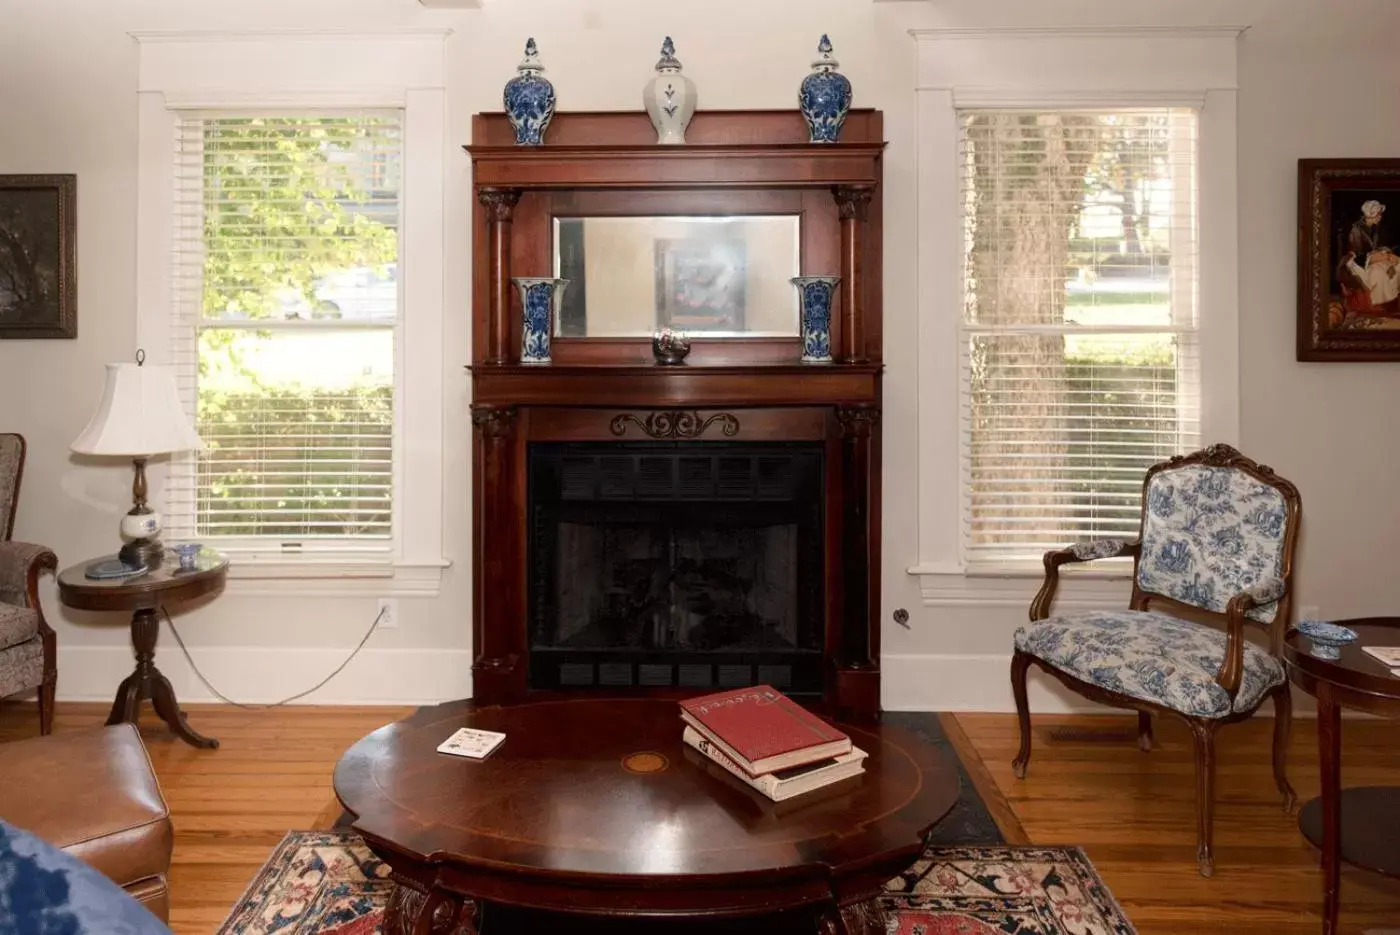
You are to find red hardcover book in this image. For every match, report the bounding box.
[678,685,851,776]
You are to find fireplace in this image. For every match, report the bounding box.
[528,443,825,694]
[467,109,885,718]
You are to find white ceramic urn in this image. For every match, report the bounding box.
[642,37,696,145]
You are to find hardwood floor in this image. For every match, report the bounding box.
[957,711,1400,935]
[0,701,412,934]
[2,701,1397,934]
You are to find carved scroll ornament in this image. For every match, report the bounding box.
[608,410,740,440]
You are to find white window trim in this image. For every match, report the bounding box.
[134,29,452,593]
[906,26,1243,604]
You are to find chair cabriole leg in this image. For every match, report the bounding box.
[1010,651,1033,779]
[1137,711,1153,752]
[1271,685,1297,813]
[1190,719,1218,877]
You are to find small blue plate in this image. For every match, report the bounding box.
[1296,620,1358,645]
[84,559,149,580]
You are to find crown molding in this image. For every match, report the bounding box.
[910,25,1247,41]
[130,27,454,43]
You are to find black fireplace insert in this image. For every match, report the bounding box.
[528,441,825,695]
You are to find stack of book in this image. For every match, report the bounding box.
[679,685,867,802]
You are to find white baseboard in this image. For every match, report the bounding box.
[881,651,1318,717]
[882,652,1107,713]
[55,644,473,706]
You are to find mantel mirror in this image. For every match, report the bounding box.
[552,215,801,337]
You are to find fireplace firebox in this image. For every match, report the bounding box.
[528,443,825,694]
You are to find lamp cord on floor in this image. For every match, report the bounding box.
[161,606,386,709]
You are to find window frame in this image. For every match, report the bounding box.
[907,26,1243,600]
[134,30,450,592]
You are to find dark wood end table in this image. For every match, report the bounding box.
[1284,617,1400,935]
[57,551,228,749]
[334,697,960,934]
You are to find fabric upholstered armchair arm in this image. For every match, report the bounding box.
[1029,539,1140,622]
[1215,575,1286,699]
[0,542,58,609]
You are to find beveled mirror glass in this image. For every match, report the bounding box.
[552,216,801,337]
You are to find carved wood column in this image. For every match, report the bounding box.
[478,188,521,365]
[470,404,522,702]
[833,186,874,364]
[836,403,880,719]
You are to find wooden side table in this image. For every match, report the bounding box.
[1284,617,1400,935]
[58,551,228,749]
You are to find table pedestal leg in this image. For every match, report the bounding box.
[384,883,479,935]
[817,899,887,935]
[105,607,219,749]
[1318,686,1341,935]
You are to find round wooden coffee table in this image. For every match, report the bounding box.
[334,697,959,934]
[1284,618,1400,935]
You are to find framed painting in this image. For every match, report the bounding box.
[654,236,746,332]
[0,174,76,339]
[1298,159,1400,361]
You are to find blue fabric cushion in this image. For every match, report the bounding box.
[0,818,170,935]
[1014,610,1284,719]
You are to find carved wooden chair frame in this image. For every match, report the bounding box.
[1009,443,1302,877]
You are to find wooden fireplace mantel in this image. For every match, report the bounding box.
[466,109,885,719]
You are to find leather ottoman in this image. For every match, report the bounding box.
[0,723,174,922]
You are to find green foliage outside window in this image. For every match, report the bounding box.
[195,116,399,540]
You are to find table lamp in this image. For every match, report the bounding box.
[71,354,203,570]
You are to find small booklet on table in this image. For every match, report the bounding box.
[1361,646,1400,668]
[436,727,506,759]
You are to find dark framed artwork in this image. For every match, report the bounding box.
[0,175,75,339]
[1298,159,1400,361]
[653,237,746,332]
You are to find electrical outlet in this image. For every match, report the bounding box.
[1299,605,1321,622]
[377,598,399,629]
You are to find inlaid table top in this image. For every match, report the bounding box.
[333,696,959,924]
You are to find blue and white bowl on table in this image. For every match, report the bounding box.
[1296,620,1358,660]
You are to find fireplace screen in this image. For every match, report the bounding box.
[528,442,824,694]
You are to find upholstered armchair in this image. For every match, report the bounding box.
[0,434,58,734]
[1010,444,1301,877]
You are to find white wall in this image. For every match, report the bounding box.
[0,0,1396,709]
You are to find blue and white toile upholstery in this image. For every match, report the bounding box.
[1015,610,1284,718]
[1136,463,1288,624]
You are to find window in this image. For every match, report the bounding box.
[164,113,403,559]
[958,109,1201,564]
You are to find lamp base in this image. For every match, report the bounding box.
[119,538,165,571]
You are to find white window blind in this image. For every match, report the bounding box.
[958,109,1201,565]
[165,112,402,560]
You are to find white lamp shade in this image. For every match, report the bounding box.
[71,363,204,457]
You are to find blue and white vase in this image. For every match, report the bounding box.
[798,35,852,144]
[791,276,840,362]
[511,277,568,363]
[642,37,697,145]
[503,38,556,146]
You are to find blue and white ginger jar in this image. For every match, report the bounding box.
[511,277,569,363]
[792,276,840,362]
[798,35,852,144]
[504,38,556,146]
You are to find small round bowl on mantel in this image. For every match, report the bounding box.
[1295,619,1359,660]
[651,329,691,365]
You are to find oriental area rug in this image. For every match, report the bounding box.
[217,833,1136,935]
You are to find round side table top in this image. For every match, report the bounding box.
[1283,617,1400,705]
[334,697,958,907]
[57,550,228,612]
